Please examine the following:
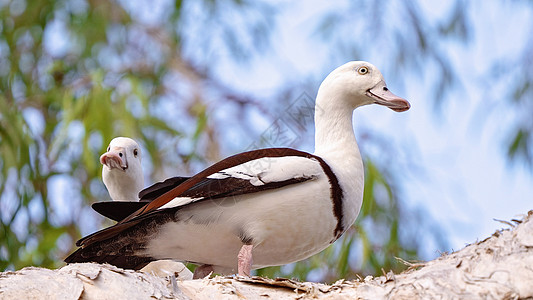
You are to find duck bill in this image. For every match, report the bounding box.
[366,81,410,112]
[100,150,128,171]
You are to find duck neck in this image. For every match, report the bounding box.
[313,94,360,160]
[313,85,365,230]
[105,168,144,201]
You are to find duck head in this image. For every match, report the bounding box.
[317,61,410,112]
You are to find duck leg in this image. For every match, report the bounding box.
[237,244,253,276]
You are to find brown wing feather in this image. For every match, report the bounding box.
[138,176,190,201]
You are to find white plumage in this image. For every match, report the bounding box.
[100,137,144,201]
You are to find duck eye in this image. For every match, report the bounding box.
[134,149,138,157]
[107,147,110,151]
[357,66,369,75]
[119,153,123,157]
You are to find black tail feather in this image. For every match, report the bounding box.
[92,201,148,222]
[65,246,152,270]
[65,208,178,269]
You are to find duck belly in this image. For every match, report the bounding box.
[142,178,337,273]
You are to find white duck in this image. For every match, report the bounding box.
[66,61,410,278]
[100,137,144,201]
[95,137,190,221]
[97,137,193,279]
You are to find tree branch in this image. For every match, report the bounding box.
[1,211,532,299]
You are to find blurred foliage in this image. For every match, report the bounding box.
[1,0,530,283]
[0,0,232,271]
